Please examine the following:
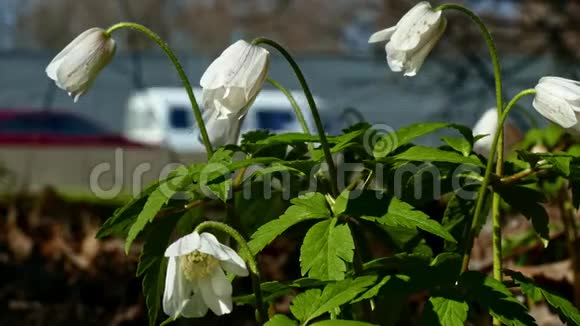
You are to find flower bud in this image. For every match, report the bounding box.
[46,28,116,102]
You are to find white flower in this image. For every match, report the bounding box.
[368,1,446,76]
[199,108,245,147]
[533,77,580,133]
[473,108,499,157]
[472,108,522,158]
[199,40,269,145]
[163,232,248,319]
[46,28,116,102]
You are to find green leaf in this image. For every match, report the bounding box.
[496,186,549,243]
[138,215,181,326]
[248,192,331,254]
[545,156,572,176]
[242,130,273,145]
[353,274,411,303]
[97,180,163,238]
[311,320,377,326]
[442,193,476,252]
[374,122,472,158]
[125,174,192,253]
[290,277,376,324]
[365,197,456,243]
[505,270,580,325]
[423,296,469,326]
[392,146,484,167]
[257,132,322,146]
[264,314,299,326]
[202,148,234,202]
[290,288,322,323]
[300,219,354,280]
[460,271,536,326]
[441,137,472,157]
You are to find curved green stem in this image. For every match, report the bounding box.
[252,38,338,196]
[105,22,214,158]
[460,89,536,274]
[267,78,311,135]
[194,221,266,324]
[437,6,504,279]
[267,78,315,155]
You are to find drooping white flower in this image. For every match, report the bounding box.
[472,108,522,158]
[533,77,580,133]
[46,28,116,102]
[368,1,446,76]
[199,108,245,147]
[200,40,269,118]
[199,40,269,146]
[163,232,248,319]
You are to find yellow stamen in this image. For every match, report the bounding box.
[180,251,220,281]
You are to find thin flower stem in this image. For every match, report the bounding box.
[436,5,505,278]
[267,77,315,155]
[194,221,266,324]
[460,89,536,274]
[105,22,214,158]
[252,37,339,196]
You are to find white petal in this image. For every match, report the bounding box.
[402,18,446,76]
[45,28,103,79]
[163,257,195,319]
[211,266,233,297]
[390,2,442,51]
[472,108,499,157]
[165,232,201,257]
[181,287,209,318]
[533,89,577,128]
[200,40,269,91]
[201,109,243,147]
[218,247,249,277]
[197,233,248,276]
[386,43,405,73]
[198,273,233,315]
[472,108,498,138]
[368,26,397,43]
[197,233,232,259]
[538,77,580,105]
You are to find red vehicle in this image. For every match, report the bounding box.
[0,109,147,147]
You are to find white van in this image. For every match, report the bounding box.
[123,87,336,153]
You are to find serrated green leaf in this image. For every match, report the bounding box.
[311,320,377,326]
[290,277,376,324]
[242,130,274,145]
[353,274,410,303]
[442,136,472,157]
[460,271,536,326]
[290,288,322,323]
[202,148,234,202]
[234,281,294,306]
[392,146,484,167]
[365,197,456,243]
[138,215,181,326]
[374,122,472,158]
[505,270,580,325]
[249,192,331,254]
[424,296,469,326]
[257,132,322,146]
[496,186,549,243]
[125,174,192,253]
[300,219,354,280]
[264,314,299,326]
[442,193,476,252]
[545,156,571,176]
[96,180,163,239]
